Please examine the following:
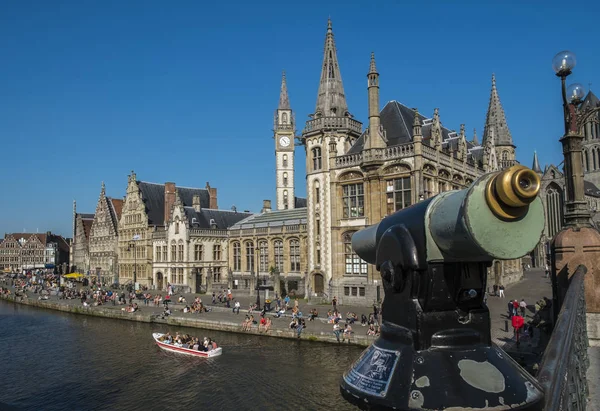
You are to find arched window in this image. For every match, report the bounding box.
[584,149,589,172]
[343,232,367,276]
[594,148,598,171]
[315,213,321,236]
[233,242,241,271]
[283,190,289,209]
[282,112,288,124]
[274,240,283,271]
[289,239,300,272]
[546,185,564,238]
[502,151,509,161]
[283,172,288,187]
[245,241,255,272]
[174,218,179,234]
[258,241,268,272]
[283,154,288,167]
[314,180,320,204]
[312,147,322,170]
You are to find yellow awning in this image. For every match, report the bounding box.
[63,273,85,279]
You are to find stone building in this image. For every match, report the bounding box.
[0,232,69,272]
[152,192,251,293]
[580,91,600,186]
[228,201,308,297]
[88,182,123,285]
[118,171,217,288]
[71,201,94,273]
[279,19,525,304]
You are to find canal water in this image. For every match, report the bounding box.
[0,301,361,411]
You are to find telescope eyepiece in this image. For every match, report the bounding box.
[485,165,541,221]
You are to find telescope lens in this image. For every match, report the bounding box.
[518,178,531,190]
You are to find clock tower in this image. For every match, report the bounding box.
[274,71,295,210]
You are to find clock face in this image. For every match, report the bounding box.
[279,136,291,147]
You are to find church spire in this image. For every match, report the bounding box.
[278,70,290,110]
[314,18,349,118]
[532,151,542,174]
[472,128,479,145]
[482,74,513,147]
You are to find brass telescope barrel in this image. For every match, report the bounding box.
[485,165,541,220]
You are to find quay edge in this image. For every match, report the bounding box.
[0,295,373,347]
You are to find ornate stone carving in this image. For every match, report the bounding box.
[383,163,411,175]
[339,171,364,181]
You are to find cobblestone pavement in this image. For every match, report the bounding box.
[485,268,552,353]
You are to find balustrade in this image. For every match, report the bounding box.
[303,116,363,134]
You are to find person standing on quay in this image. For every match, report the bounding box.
[332,296,337,312]
[499,285,505,298]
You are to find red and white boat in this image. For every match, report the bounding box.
[152,333,223,358]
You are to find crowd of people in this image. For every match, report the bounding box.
[158,332,219,352]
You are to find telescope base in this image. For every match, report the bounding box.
[340,323,544,410]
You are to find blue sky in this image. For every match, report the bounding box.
[1,0,598,238]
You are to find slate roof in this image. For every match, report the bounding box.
[109,198,124,220]
[294,197,307,208]
[585,180,600,198]
[348,101,477,154]
[581,91,599,112]
[230,207,307,230]
[183,207,253,230]
[137,182,210,226]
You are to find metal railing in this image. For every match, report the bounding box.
[537,264,589,410]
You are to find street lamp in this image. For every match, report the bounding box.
[127,241,137,291]
[254,247,260,309]
[550,50,600,316]
[551,50,591,227]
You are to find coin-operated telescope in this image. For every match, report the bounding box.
[340,165,545,410]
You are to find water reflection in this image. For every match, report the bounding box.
[0,302,361,410]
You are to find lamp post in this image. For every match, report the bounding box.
[254,247,260,309]
[550,50,600,315]
[128,240,137,291]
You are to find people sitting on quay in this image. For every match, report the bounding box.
[308,308,318,321]
[258,316,272,333]
[121,303,138,313]
[346,312,358,324]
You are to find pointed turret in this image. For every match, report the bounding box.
[532,151,542,174]
[365,52,385,150]
[482,74,514,147]
[314,18,350,118]
[472,128,479,146]
[100,181,105,196]
[278,71,290,110]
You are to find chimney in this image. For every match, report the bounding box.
[206,181,218,209]
[261,200,272,213]
[164,182,176,225]
[193,194,201,212]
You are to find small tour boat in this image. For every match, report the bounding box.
[152,333,223,358]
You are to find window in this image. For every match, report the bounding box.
[316,244,321,265]
[194,244,203,261]
[283,154,288,167]
[274,240,283,271]
[233,242,241,270]
[343,232,367,276]
[162,245,167,261]
[213,267,221,282]
[177,268,184,284]
[283,190,289,209]
[178,242,184,261]
[352,287,358,296]
[316,216,320,236]
[344,287,350,296]
[314,181,320,204]
[171,267,176,284]
[213,244,221,261]
[171,242,176,262]
[312,147,322,171]
[174,219,179,234]
[155,246,161,262]
[283,172,288,187]
[289,239,300,272]
[359,287,365,297]
[244,279,249,289]
[386,177,412,215]
[259,241,268,271]
[282,112,288,124]
[342,183,365,218]
[245,242,255,272]
[502,151,508,160]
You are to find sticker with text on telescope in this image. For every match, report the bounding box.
[343,345,401,397]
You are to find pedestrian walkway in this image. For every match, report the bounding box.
[486,268,552,353]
